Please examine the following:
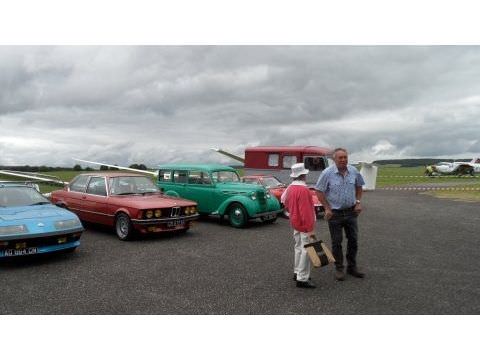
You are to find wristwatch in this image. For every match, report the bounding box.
[355,200,361,204]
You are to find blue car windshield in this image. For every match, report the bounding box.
[0,187,50,207]
[211,171,240,183]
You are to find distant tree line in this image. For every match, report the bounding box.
[0,163,148,172]
[1,160,472,171]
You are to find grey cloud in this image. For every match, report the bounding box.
[1,46,480,166]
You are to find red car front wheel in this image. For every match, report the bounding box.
[115,213,134,241]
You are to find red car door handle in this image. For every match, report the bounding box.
[82,195,87,199]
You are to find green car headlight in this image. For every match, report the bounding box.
[55,219,82,230]
[266,193,271,199]
[249,192,257,201]
[0,224,28,235]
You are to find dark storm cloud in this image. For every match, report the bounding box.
[1,46,480,166]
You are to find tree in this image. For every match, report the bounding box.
[129,164,148,170]
[73,164,82,171]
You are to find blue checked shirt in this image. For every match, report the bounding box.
[314,164,365,210]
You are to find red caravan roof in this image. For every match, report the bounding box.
[245,146,333,155]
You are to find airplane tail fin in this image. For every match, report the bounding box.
[210,148,245,163]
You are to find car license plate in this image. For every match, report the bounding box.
[167,219,185,228]
[263,214,276,220]
[4,247,38,257]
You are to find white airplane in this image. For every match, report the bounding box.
[0,169,67,186]
[425,158,480,176]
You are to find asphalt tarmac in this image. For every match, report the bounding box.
[1,190,479,314]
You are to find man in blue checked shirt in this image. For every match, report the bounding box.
[315,148,366,281]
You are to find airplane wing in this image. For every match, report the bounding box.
[210,148,245,163]
[0,169,67,186]
[73,158,158,176]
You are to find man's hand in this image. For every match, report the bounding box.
[324,208,333,220]
[354,203,362,215]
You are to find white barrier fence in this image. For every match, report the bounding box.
[382,187,480,191]
[378,175,479,178]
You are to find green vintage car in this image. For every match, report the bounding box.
[157,164,282,228]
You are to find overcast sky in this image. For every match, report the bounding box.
[1,46,480,167]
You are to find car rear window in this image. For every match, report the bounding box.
[70,175,89,192]
[86,177,107,196]
[159,170,172,182]
[173,171,188,184]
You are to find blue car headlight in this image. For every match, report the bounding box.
[0,225,28,236]
[55,219,82,230]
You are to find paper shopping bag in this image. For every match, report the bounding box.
[304,235,335,268]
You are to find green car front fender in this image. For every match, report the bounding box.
[217,195,257,217]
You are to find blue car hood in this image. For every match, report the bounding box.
[0,204,74,222]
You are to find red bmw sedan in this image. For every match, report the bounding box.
[50,172,199,240]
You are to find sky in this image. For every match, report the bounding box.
[1,45,480,167]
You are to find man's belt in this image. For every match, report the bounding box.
[332,206,355,214]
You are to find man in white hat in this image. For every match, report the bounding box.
[281,163,317,289]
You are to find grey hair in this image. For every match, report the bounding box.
[332,147,348,159]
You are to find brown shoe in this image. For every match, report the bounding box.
[347,267,365,278]
[335,269,345,281]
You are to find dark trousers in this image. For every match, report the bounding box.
[327,209,359,271]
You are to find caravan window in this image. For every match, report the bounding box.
[282,155,297,169]
[304,156,327,171]
[268,154,279,167]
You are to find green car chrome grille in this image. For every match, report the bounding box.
[257,190,267,205]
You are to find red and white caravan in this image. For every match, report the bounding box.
[213,146,333,185]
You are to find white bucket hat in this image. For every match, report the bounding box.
[290,163,309,178]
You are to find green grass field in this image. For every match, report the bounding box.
[375,165,480,202]
[376,165,480,186]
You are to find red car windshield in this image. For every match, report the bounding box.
[109,176,160,195]
[262,177,283,188]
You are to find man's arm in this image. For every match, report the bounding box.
[354,170,365,215]
[354,186,363,215]
[314,171,333,220]
[316,190,333,220]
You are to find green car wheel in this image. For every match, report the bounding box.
[228,203,247,228]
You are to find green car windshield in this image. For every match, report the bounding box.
[211,171,240,183]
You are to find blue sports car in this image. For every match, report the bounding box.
[0,182,84,258]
